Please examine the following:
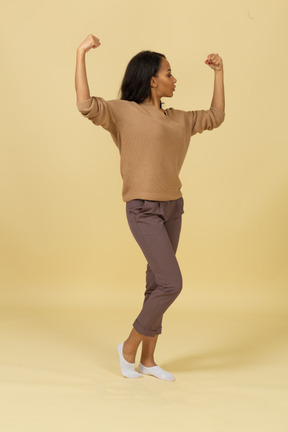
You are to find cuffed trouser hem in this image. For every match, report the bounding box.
[133,319,162,337]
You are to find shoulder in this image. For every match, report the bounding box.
[100,98,140,114]
[104,98,137,108]
[165,106,190,120]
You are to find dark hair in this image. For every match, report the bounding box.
[118,50,166,109]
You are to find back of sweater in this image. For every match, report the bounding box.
[76,97,225,202]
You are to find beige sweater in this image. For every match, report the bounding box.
[76,97,225,202]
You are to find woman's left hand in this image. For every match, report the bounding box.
[205,53,223,71]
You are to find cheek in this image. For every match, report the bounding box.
[159,79,170,89]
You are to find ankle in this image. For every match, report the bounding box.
[140,357,157,367]
[123,340,136,363]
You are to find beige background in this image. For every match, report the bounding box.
[1,0,288,431]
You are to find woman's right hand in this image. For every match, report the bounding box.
[77,34,101,54]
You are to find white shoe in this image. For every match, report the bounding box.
[117,342,143,379]
[137,362,176,381]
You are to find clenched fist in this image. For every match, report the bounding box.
[205,53,223,71]
[77,34,101,53]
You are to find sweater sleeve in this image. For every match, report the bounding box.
[186,106,225,136]
[76,96,118,136]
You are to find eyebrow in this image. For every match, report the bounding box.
[166,69,171,71]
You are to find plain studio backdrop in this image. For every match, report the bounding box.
[0,0,288,431]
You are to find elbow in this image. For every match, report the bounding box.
[211,107,225,128]
[216,111,225,127]
[76,97,93,114]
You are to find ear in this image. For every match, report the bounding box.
[150,77,157,87]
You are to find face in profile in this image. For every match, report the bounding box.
[152,58,177,98]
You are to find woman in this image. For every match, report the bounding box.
[75,34,225,381]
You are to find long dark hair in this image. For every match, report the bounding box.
[118,50,166,109]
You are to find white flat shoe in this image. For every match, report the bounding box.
[137,362,176,381]
[117,342,143,379]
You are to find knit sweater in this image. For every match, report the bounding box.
[76,97,225,202]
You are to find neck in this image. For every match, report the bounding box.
[144,96,162,110]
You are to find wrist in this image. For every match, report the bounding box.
[77,48,86,56]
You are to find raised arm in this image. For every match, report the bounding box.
[205,53,225,112]
[75,34,101,103]
[168,54,225,136]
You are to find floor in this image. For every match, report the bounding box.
[1,306,288,432]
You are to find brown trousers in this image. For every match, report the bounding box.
[126,197,184,337]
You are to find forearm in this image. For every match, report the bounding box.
[75,49,91,102]
[211,69,225,112]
